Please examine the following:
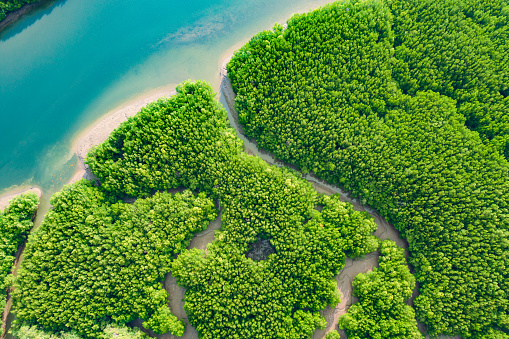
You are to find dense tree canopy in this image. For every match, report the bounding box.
[81,81,380,338]
[172,191,378,339]
[0,0,39,21]
[86,81,243,198]
[0,191,39,336]
[13,180,216,338]
[389,0,509,156]
[227,0,509,337]
[338,240,422,339]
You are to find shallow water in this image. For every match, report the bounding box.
[0,0,333,197]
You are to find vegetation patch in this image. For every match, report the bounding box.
[338,240,422,339]
[0,191,38,337]
[13,180,216,338]
[389,0,509,156]
[227,0,509,337]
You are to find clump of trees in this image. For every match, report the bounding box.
[0,191,39,336]
[338,240,422,339]
[86,81,243,198]
[13,180,216,338]
[0,0,39,21]
[172,191,378,339]
[80,80,380,338]
[227,0,509,337]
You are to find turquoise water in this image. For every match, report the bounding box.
[0,0,333,196]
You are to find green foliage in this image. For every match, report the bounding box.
[142,305,185,336]
[13,180,215,338]
[86,80,243,198]
[325,330,341,339]
[388,0,509,156]
[338,240,422,339]
[318,194,379,258]
[85,81,379,338]
[0,191,39,336]
[227,0,509,337]
[10,322,147,339]
[102,324,148,339]
[172,186,378,339]
[0,0,40,21]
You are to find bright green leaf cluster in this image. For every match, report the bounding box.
[338,240,422,339]
[227,0,509,337]
[13,180,216,338]
[325,330,341,339]
[142,305,184,336]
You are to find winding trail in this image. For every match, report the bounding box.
[3,51,459,339]
[131,56,456,339]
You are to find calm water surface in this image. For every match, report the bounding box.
[0,0,333,196]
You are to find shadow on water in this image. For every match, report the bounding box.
[0,0,67,41]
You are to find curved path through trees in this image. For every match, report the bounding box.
[4,54,459,339]
[131,57,460,339]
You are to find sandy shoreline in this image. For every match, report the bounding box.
[68,85,177,185]
[0,186,42,212]
[0,86,177,208]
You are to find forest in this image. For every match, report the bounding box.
[0,0,39,21]
[3,0,507,338]
[11,81,389,338]
[227,0,509,337]
[338,240,422,338]
[14,180,216,337]
[0,192,39,337]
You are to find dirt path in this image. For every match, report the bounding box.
[217,58,460,339]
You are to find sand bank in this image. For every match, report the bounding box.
[69,85,177,185]
[0,186,42,212]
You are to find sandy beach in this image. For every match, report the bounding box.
[1,86,176,213]
[68,85,177,185]
[0,186,42,212]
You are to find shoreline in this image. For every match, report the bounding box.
[68,84,177,185]
[0,0,49,34]
[0,186,42,212]
[0,85,177,208]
